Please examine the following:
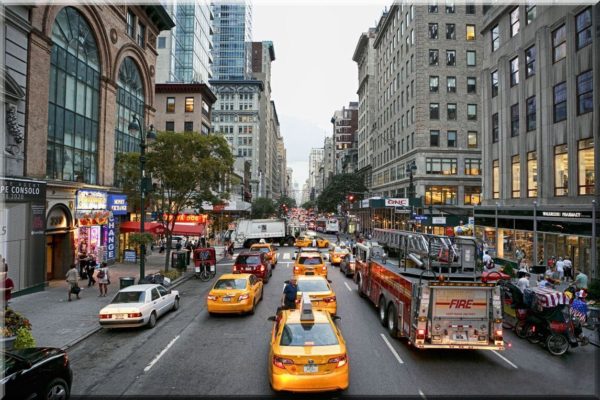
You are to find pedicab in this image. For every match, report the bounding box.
[193,247,217,281]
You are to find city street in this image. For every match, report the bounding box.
[67,236,597,397]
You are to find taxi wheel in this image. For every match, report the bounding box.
[378,297,387,326]
[249,299,256,315]
[259,288,264,301]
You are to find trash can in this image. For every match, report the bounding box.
[120,277,135,289]
[171,251,187,270]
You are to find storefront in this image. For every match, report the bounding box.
[45,204,74,280]
[0,177,46,294]
[75,190,112,265]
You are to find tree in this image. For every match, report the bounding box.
[116,131,234,269]
[301,200,315,210]
[316,173,367,213]
[251,197,276,218]
[275,195,296,217]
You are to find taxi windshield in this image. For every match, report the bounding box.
[214,279,248,290]
[298,256,322,265]
[280,323,339,346]
[297,280,329,292]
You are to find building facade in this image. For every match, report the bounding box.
[330,102,358,175]
[211,1,252,80]
[478,4,599,276]
[154,83,216,135]
[308,147,324,199]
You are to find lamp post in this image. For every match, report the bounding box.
[406,161,417,231]
[128,116,156,282]
[533,200,538,266]
[495,202,499,256]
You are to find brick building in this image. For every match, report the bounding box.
[154,83,216,135]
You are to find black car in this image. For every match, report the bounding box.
[340,254,357,277]
[1,347,73,399]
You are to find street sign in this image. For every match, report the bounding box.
[395,208,411,213]
[414,215,428,221]
[468,216,475,225]
[385,198,409,207]
[432,216,447,224]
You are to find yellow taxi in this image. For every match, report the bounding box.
[294,275,337,315]
[293,251,327,278]
[329,246,350,266]
[268,294,349,392]
[294,236,329,248]
[206,273,263,315]
[249,243,278,266]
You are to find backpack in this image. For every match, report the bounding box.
[97,269,106,279]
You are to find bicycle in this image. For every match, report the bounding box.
[195,262,216,282]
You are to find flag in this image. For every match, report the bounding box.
[570,299,588,322]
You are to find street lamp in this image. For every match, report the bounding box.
[128,115,156,282]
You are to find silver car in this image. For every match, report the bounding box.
[99,284,180,329]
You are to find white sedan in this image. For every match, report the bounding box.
[99,284,180,329]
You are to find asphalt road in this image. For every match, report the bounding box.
[68,234,598,397]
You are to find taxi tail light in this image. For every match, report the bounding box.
[99,314,111,319]
[293,267,300,272]
[273,356,294,369]
[128,312,142,318]
[260,265,265,272]
[323,296,336,303]
[322,266,327,271]
[207,295,217,301]
[238,293,250,300]
[328,354,347,368]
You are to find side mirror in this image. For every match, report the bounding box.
[332,315,341,321]
[267,316,277,322]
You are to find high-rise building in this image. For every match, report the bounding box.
[309,148,324,197]
[330,102,358,175]
[323,136,335,187]
[211,1,253,80]
[478,4,598,277]
[155,3,213,83]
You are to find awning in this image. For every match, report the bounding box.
[119,221,165,234]
[171,223,205,236]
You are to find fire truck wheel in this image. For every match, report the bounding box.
[356,275,366,298]
[387,304,398,336]
[379,297,387,326]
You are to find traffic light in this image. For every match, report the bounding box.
[347,194,355,203]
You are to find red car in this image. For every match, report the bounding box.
[233,252,272,283]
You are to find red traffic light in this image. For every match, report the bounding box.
[347,194,355,203]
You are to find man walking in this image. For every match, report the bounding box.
[65,264,80,301]
[282,278,298,310]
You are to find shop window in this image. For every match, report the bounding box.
[493,159,500,199]
[510,7,520,37]
[527,152,537,197]
[429,76,439,92]
[511,103,519,136]
[447,104,457,121]
[467,131,478,149]
[430,130,440,146]
[492,113,499,143]
[553,82,567,122]
[467,77,476,93]
[425,186,457,205]
[464,158,481,175]
[552,24,566,62]
[525,46,535,78]
[510,56,519,86]
[447,76,456,93]
[526,96,536,131]
[429,23,438,40]
[554,144,568,196]
[466,24,476,41]
[464,186,481,205]
[447,130,457,147]
[576,8,592,50]
[577,70,593,115]
[491,25,500,51]
[166,97,175,113]
[512,155,521,198]
[446,23,456,40]
[578,139,595,195]
[526,5,536,24]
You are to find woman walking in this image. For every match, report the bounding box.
[96,262,110,297]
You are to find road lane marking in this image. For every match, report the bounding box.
[144,335,180,373]
[283,253,290,260]
[491,350,518,369]
[418,389,426,399]
[344,282,353,291]
[380,333,404,364]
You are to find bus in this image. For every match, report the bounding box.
[325,218,339,234]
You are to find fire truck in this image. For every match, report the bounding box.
[354,235,505,350]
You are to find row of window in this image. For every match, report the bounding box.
[428,23,476,41]
[126,9,146,48]
[425,157,481,175]
[214,125,254,134]
[429,49,477,67]
[424,186,482,206]
[430,130,478,149]
[428,2,476,14]
[429,103,477,121]
[164,121,210,134]
[429,76,477,94]
[492,139,595,199]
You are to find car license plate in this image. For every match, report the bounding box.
[195,267,200,273]
[306,272,314,275]
[115,314,126,319]
[304,365,318,373]
[453,333,466,341]
[222,297,231,302]
[245,267,251,271]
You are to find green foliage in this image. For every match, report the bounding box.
[1,308,32,337]
[301,200,315,210]
[316,173,367,213]
[252,197,276,218]
[14,327,36,349]
[588,279,600,301]
[275,196,296,217]
[129,233,154,247]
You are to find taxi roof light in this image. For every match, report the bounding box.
[300,293,315,323]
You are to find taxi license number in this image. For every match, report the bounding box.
[304,365,318,373]
[222,297,231,302]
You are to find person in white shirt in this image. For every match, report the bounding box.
[555,257,565,281]
[563,257,573,282]
[482,251,492,268]
[517,273,531,292]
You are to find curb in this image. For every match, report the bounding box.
[61,272,194,351]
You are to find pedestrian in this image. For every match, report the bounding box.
[282,278,298,310]
[547,256,555,268]
[311,238,317,247]
[563,256,572,282]
[65,264,81,301]
[336,233,340,244]
[537,275,554,289]
[175,239,182,251]
[0,263,14,308]
[96,262,110,297]
[517,272,531,293]
[86,256,97,287]
[555,257,565,281]
[575,270,588,293]
[482,251,493,269]
[159,238,165,254]
[227,241,234,258]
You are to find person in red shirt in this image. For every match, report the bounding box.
[1,263,15,308]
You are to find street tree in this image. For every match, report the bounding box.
[251,197,276,218]
[316,173,367,213]
[275,195,296,217]
[301,200,315,210]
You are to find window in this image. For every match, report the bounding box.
[525,46,536,78]
[465,158,481,175]
[510,57,519,86]
[426,158,457,175]
[447,104,457,120]
[510,103,519,136]
[578,138,595,195]
[464,187,481,205]
[430,103,439,119]
[127,10,136,38]
[466,50,476,66]
[526,96,536,131]
[165,121,174,132]
[512,155,521,198]
[137,22,145,48]
[185,97,194,113]
[526,5,536,24]
[510,7,520,37]
[157,37,166,49]
[491,25,500,51]
[467,131,478,148]
[492,113,499,143]
[446,1,455,14]
[429,49,439,65]
[430,130,440,146]
[429,2,438,13]
[446,24,456,40]
[447,76,456,93]
[446,50,456,66]
[466,24,475,41]
[447,130,457,147]
[166,97,175,113]
[429,76,439,92]
[429,23,439,39]
[493,160,500,199]
[552,25,566,62]
[466,3,476,14]
[553,82,567,122]
[554,144,568,196]
[425,186,457,205]
[184,121,193,132]
[467,77,476,93]
[491,70,499,97]
[527,152,537,197]
[576,8,592,49]
[467,104,477,120]
[577,70,593,115]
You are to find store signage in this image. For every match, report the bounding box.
[540,211,590,219]
[468,217,475,225]
[385,198,409,207]
[106,216,116,261]
[360,199,369,208]
[76,190,107,210]
[163,213,208,223]
[123,249,137,263]
[76,210,112,226]
[47,207,69,229]
[108,195,128,215]
[414,215,428,221]
[432,217,447,225]
[0,178,45,202]
[395,208,411,213]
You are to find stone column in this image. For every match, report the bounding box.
[99,77,117,187]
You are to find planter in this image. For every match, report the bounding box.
[1,335,17,350]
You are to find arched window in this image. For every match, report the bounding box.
[115,57,145,156]
[47,7,100,183]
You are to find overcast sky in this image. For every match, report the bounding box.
[253,1,388,196]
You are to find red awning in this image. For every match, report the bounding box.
[170,223,205,236]
[119,221,166,234]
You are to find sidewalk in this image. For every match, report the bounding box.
[9,246,225,350]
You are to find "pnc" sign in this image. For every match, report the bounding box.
[385,198,409,207]
[449,299,473,309]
